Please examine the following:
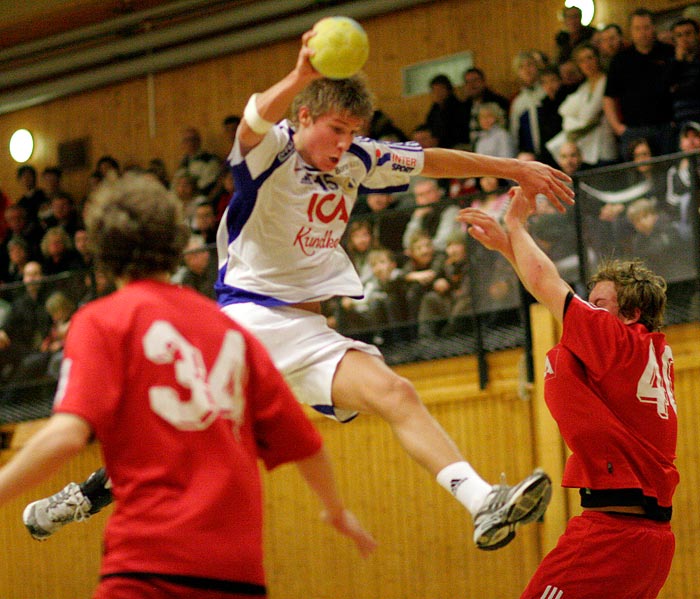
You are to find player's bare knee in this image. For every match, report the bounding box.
[372,373,422,421]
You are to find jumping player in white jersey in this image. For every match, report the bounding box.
[23,28,574,551]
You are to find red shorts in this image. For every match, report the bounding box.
[520,510,674,599]
[93,574,267,599]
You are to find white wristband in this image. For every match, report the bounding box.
[243,94,274,135]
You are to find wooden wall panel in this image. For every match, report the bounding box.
[1,321,699,598]
[662,344,700,599]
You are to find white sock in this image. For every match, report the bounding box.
[436,461,493,516]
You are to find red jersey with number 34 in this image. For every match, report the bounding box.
[544,294,679,508]
[53,280,322,586]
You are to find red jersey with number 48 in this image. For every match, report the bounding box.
[544,294,679,508]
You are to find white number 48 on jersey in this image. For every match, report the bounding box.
[636,342,677,420]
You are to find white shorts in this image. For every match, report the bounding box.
[221,302,383,422]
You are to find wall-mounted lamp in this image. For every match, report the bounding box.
[9,128,34,163]
[565,0,595,26]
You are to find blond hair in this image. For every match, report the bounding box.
[45,291,76,320]
[368,247,396,266]
[626,198,656,225]
[289,75,374,127]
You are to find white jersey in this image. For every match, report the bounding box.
[216,120,424,306]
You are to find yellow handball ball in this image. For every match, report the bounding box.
[308,16,369,79]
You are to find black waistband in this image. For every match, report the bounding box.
[580,488,672,522]
[101,572,267,596]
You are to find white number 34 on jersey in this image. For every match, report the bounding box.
[637,343,677,420]
[144,320,247,432]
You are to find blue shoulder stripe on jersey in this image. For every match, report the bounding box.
[224,138,295,245]
[215,262,227,302]
[223,163,256,244]
[216,130,297,307]
[347,141,412,196]
[352,137,423,153]
[347,142,372,171]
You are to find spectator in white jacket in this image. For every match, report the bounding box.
[546,44,618,166]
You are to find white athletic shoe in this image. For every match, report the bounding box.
[473,468,552,550]
[23,482,93,541]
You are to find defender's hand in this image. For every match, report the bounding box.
[321,508,378,558]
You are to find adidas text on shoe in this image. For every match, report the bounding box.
[23,482,92,541]
[473,468,552,551]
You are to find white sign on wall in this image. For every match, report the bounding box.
[402,51,473,97]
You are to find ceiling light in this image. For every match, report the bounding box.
[565,0,595,26]
[9,129,34,163]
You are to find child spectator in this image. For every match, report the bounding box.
[461,67,511,149]
[665,120,700,239]
[338,247,406,344]
[345,220,375,284]
[172,172,205,228]
[474,102,516,159]
[418,233,473,337]
[4,237,30,285]
[401,230,445,329]
[402,178,461,252]
[191,200,218,244]
[626,198,691,285]
[171,234,217,299]
[366,248,407,336]
[41,291,77,378]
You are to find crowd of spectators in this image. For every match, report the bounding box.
[1,5,699,386]
[0,115,240,391]
[334,5,700,343]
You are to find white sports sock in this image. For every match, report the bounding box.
[436,461,493,516]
